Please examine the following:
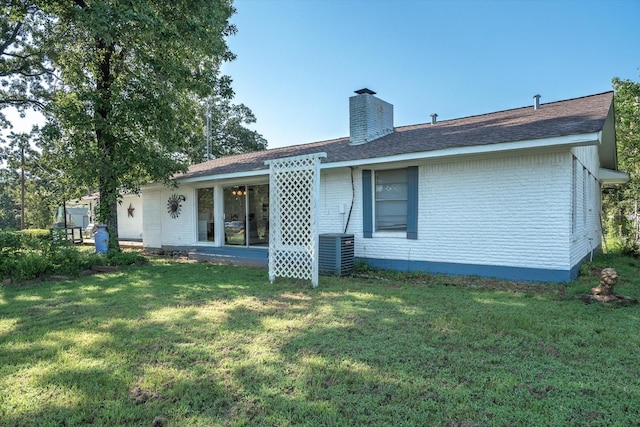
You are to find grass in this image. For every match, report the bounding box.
[1,254,640,426]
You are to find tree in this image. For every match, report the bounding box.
[190,69,267,164]
[1,0,51,199]
[0,168,20,229]
[606,75,640,247]
[173,65,268,165]
[0,129,56,229]
[36,0,237,251]
[1,0,51,126]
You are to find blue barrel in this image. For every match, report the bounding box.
[95,225,109,254]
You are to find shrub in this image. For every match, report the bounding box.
[12,250,51,281]
[605,235,640,258]
[106,250,147,266]
[0,230,23,254]
[47,246,91,276]
[19,228,52,241]
[0,228,148,282]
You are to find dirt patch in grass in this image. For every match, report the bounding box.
[128,386,161,404]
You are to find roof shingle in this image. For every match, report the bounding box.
[179,91,613,180]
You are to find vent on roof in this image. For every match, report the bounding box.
[533,94,541,110]
[319,233,354,276]
[430,113,438,124]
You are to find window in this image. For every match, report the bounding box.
[375,169,408,231]
[197,188,214,242]
[363,167,418,239]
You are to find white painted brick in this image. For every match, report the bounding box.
[570,145,602,266]
[350,152,573,271]
[144,147,602,275]
[117,194,143,240]
[349,93,393,145]
[141,189,162,248]
[318,168,358,234]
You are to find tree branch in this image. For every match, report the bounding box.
[0,21,24,56]
[0,98,47,110]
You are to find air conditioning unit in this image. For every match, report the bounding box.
[319,233,355,276]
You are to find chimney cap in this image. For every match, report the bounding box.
[430,113,438,124]
[355,88,376,95]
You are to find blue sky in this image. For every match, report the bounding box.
[223,0,640,148]
[4,0,639,150]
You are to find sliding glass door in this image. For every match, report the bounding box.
[223,184,269,247]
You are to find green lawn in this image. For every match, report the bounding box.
[1,255,639,426]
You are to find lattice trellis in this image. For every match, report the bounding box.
[265,152,327,288]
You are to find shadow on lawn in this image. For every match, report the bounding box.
[1,260,640,425]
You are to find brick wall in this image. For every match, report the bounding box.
[143,148,592,277]
[141,189,162,248]
[570,145,602,267]
[117,194,143,240]
[320,152,574,272]
[142,187,195,248]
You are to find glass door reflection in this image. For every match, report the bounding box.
[223,184,269,247]
[223,186,247,246]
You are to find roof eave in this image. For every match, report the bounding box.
[176,168,270,185]
[321,132,602,170]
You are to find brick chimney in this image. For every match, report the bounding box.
[349,88,394,145]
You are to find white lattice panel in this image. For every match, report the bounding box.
[265,152,327,287]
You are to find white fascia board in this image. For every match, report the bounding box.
[140,169,269,191]
[320,132,601,170]
[150,169,270,187]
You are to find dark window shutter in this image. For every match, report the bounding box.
[362,169,372,238]
[407,166,418,239]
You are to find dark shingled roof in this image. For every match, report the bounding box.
[178,91,613,180]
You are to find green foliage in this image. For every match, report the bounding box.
[0,131,57,230]
[0,229,146,281]
[191,88,268,163]
[10,249,50,281]
[0,0,51,117]
[19,228,51,241]
[0,173,20,229]
[104,249,147,266]
[606,75,640,245]
[1,258,639,425]
[604,233,640,258]
[34,0,238,249]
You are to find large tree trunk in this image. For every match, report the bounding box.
[95,37,120,252]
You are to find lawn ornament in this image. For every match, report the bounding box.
[577,268,637,305]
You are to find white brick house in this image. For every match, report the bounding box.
[141,89,627,282]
